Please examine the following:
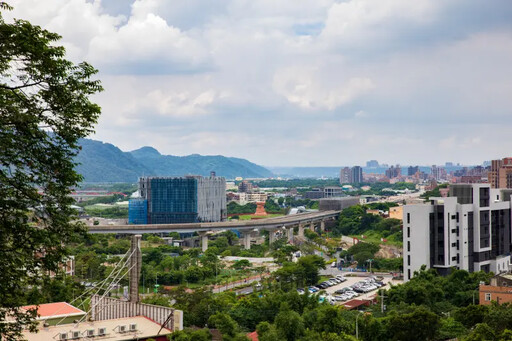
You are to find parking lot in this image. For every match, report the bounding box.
[311,275,402,304]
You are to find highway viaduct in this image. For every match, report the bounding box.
[87,210,341,251]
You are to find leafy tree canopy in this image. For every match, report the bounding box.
[0,3,102,339]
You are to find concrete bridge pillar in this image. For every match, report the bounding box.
[310,222,315,232]
[320,220,325,232]
[129,235,142,303]
[199,232,209,252]
[242,231,252,250]
[298,223,305,237]
[269,229,277,245]
[287,227,294,242]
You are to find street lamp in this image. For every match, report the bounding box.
[367,259,374,273]
[356,312,362,340]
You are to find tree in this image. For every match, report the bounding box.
[208,312,238,337]
[274,309,305,341]
[384,306,440,341]
[0,3,102,339]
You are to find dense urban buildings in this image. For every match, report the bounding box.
[489,157,512,189]
[339,166,363,184]
[403,184,512,281]
[385,165,401,179]
[129,175,226,224]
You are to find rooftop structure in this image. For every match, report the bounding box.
[22,315,172,341]
[20,302,86,326]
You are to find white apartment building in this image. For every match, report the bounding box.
[403,184,512,281]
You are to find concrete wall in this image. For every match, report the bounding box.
[197,176,227,222]
[403,204,433,281]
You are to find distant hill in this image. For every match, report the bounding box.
[75,139,273,182]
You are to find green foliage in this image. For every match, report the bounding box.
[168,328,212,341]
[383,306,440,341]
[274,308,305,341]
[227,202,257,214]
[0,5,102,338]
[273,255,326,287]
[208,312,238,337]
[84,205,129,218]
[231,259,252,270]
[264,199,283,213]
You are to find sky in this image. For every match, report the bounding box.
[5,0,512,167]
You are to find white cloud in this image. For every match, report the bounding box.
[6,0,512,166]
[273,66,374,110]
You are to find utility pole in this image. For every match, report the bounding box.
[380,289,387,313]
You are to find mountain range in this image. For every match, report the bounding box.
[75,139,273,182]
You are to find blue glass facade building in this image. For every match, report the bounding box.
[128,176,226,224]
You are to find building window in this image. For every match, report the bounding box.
[407,255,410,266]
[408,269,411,280]
[485,293,492,301]
[407,227,410,238]
[407,213,410,224]
[407,241,410,252]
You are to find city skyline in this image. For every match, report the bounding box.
[6,0,512,166]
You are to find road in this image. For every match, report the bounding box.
[87,210,340,234]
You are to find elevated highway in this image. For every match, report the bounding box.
[88,210,340,250]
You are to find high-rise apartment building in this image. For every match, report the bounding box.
[431,165,447,181]
[238,180,253,193]
[408,166,419,176]
[489,158,512,189]
[403,184,512,281]
[340,167,351,184]
[351,166,363,184]
[128,175,226,224]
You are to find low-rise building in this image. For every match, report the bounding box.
[480,273,512,306]
[389,206,403,220]
[319,197,360,211]
[324,186,344,198]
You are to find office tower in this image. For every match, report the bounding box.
[129,175,226,224]
[489,158,512,189]
[403,184,512,281]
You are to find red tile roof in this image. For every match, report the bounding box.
[247,331,259,341]
[343,299,371,310]
[21,302,85,319]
